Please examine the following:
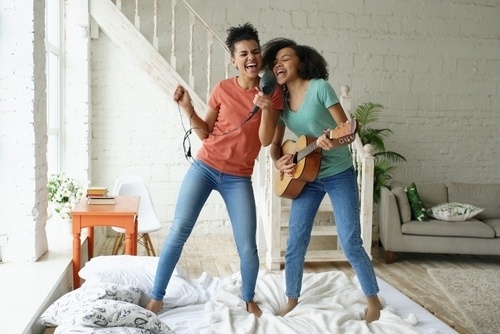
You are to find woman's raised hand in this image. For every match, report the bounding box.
[173,85,192,110]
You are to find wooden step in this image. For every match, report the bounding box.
[273,250,348,264]
[280,225,337,237]
[281,204,333,213]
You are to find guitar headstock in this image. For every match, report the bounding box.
[327,119,359,140]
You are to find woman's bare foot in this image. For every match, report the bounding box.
[246,301,263,318]
[278,298,298,317]
[146,299,164,314]
[364,295,382,323]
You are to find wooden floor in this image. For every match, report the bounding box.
[96,234,500,334]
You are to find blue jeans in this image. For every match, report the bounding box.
[284,166,379,298]
[150,160,259,302]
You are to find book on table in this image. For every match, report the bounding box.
[87,186,109,197]
[87,196,116,205]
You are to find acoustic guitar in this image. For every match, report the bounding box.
[275,119,358,199]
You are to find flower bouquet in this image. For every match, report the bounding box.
[48,173,85,220]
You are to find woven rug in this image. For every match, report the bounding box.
[427,268,500,334]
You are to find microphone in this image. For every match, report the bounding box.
[252,70,277,114]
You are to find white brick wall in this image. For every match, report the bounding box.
[64,0,91,182]
[0,0,49,262]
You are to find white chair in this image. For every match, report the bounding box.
[111,175,161,256]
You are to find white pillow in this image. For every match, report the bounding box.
[60,300,174,333]
[427,202,484,222]
[78,256,204,308]
[79,255,188,279]
[38,282,142,327]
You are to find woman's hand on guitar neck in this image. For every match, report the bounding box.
[275,154,295,176]
[316,131,335,151]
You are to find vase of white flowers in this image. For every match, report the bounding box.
[47,173,85,224]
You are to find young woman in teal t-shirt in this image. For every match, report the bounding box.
[263,38,382,322]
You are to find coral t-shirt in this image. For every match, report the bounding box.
[196,77,283,177]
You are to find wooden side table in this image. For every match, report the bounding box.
[71,195,140,288]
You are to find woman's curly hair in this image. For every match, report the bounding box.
[225,22,260,56]
[262,37,329,80]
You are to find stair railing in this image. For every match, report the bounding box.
[340,85,375,255]
[113,0,231,103]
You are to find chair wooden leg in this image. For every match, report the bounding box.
[141,234,149,256]
[149,238,156,256]
[112,233,125,255]
[143,233,156,256]
[113,232,156,256]
[149,235,156,256]
[145,235,152,256]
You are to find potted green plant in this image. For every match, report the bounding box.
[47,173,85,221]
[352,102,406,203]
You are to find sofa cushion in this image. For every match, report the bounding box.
[401,219,496,238]
[448,182,500,220]
[391,187,412,223]
[391,181,448,208]
[483,219,500,237]
[405,182,429,221]
[427,202,484,222]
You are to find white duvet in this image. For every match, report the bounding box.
[160,270,425,334]
[46,256,452,334]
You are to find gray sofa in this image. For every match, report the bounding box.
[378,181,500,263]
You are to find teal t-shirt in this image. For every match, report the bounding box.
[279,78,353,178]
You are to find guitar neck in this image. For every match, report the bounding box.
[293,120,357,163]
[296,140,319,163]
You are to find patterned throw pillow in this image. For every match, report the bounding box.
[54,325,151,333]
[427,202,484,222]
[38,282,142,327]
[64,300,174,333]
[405,182,429,222]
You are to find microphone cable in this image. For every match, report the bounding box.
[178,102,259,163]
[178,70,276,163]
[178,103,194,163]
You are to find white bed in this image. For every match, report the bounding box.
[38,256,457,334]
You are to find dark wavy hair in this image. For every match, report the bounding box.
[262,37,329,80]
[225,22,260,56]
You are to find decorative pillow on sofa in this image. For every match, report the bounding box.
[405,182,429,222]
[427,202,484,222]
[391,187,412,223]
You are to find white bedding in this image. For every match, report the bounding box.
[39,256,457,334]
[159,270,457,334]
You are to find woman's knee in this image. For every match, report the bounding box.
[341,240,365,260]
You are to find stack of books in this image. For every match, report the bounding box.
[86,187,108,197]
[86,187,116,205]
